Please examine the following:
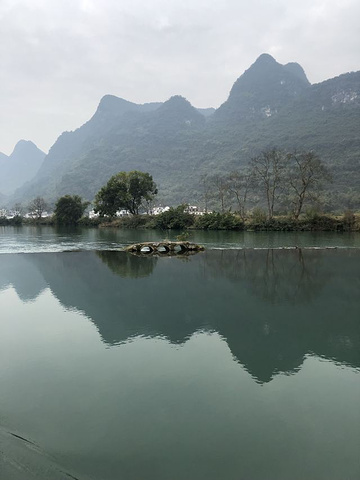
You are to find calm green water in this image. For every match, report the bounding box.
[1,225,360,253]
[0,228,359,479]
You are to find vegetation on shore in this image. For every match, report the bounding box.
[13,56,360,213]
[1,161,359,232]
[54,195,89,225]
[1,208,359,232]
[84,209,360,232]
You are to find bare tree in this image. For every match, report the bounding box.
[209,174,230,213]
[250,149,286,219]
[227,169,252,220]
[200,174,212,213]
[13,203,23,216]
[287,151,331,219]
[28,196,47,219]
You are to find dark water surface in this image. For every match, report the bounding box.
[1,225,360,253]
[0,228,359,479]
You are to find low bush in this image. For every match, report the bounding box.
[78,216,103,227]
[0,215,23,226]
[342,210,356,231]
[250,208,267,223]
[98,215,150,229]
[151,206,195,230]
[301,214,340,231]
[194,212,244,230]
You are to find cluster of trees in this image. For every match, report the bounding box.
[201,149,331,219]
[1,150,336,227]
[2,195,89,225]
[27,195,89,224]
[2,171,157,225]
[48,150,331,225]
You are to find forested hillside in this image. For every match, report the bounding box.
[12,54,360,211]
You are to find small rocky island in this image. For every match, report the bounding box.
[125,241,205,255]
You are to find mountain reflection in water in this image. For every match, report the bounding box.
[0,248,359,384]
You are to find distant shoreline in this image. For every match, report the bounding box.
[1,212,359,232]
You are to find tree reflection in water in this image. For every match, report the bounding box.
[1,248,359,383]
[96,250,158,278]
[201,248,331,304]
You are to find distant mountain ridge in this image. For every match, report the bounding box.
[9,54,360,209]
[0,140,45,196]
[214,53,310,122]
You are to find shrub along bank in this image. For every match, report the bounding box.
[92,210,360,232]
[3,210,360,231]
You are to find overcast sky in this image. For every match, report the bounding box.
[0,0,359,155]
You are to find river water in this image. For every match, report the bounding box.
[1,225,360,253]
[0,227,359,479]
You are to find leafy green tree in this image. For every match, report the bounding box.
[94,171,157,216]
[54,195,89,224]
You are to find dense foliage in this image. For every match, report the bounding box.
[195,212,244,230]
[54,195,89,224]
[94,171,157,216]
[0,215,22,226]
[150,205,194,230]
[96,208,360,232]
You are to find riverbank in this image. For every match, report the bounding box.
[1,211,360,231]
[85,211,360,232]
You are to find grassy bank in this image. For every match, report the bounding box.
[2,211,359,232]
[83,210,360,232]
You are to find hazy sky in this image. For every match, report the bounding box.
[1,0,359,155]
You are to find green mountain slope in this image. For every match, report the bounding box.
[12,54,360,210]
[213,53,310,122]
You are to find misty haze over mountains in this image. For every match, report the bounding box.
[1,54,359,209]
[0,140,45,196]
